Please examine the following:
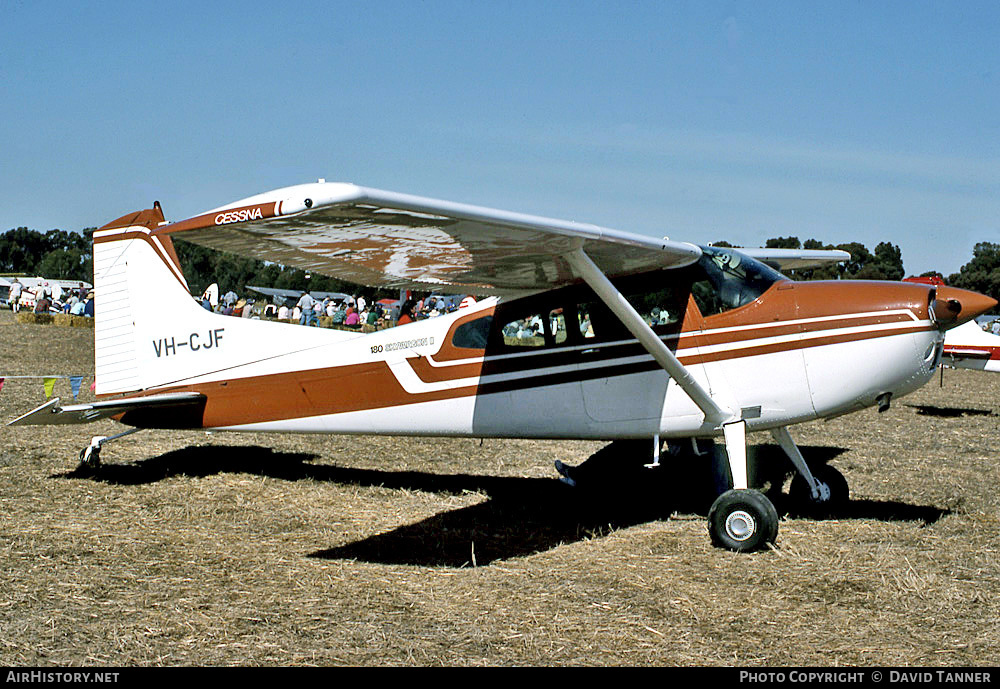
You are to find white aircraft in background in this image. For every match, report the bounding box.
[1,276,92,311]
[940,319,1000,372]
[9,182,996,551]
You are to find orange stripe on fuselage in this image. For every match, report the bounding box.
[120,316,932,428]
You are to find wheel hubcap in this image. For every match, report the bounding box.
[726,510,756,541]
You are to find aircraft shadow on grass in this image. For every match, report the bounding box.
[906,404,996,418]
[57,443,950,567]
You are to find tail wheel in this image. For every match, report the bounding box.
[788,464,849,517]
[79,445,100,469]
[708,489,779,552]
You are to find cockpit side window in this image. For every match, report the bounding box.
[691,280,726,316]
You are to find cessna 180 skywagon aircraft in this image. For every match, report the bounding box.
[9,182,997,551]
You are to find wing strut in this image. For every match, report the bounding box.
[564,248,748,484]
[565,248,735,426]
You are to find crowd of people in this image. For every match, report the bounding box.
[6,276,484,331]
[195,287,477,331]
[7,279,94,317]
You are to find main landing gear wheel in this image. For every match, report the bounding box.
[788,464,849,517]
[708,489,779,552]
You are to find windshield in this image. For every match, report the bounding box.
[696,246,786,312]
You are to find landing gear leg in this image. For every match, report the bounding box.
[708,420,779,552]
[642,434,663,468]
[771,426,849,516]
[554,459,577,487]
[77,427,141,469]
[565,248,775,552]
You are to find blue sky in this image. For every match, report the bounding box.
[2,1,997,276]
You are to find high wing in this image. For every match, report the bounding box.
[738,247,851,271]
[155,182,737,447]
[158,182,703,296]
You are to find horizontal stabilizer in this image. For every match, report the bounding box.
[7,392,206,428]
[945,348,993,360]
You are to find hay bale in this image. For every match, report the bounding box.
[69,315,95,328]
[14,312,93,328]
[331,323,363,333]
[15,312,53,325]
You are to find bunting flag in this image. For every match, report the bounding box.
[0,375,90,398]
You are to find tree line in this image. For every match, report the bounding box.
[720,236,999,308]
[736,236,908,281]
[0,227,385,299]
[1,227,997,309]
[171,239,376,298]
[0,228,93,283]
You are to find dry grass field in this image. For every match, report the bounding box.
[1,308,998,666]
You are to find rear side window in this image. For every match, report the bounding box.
[501,314,546,347]
[549,308,567,344]
[452,316,492,349]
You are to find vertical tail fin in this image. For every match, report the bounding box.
[92,205,345,396]
[92,205,194,395]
